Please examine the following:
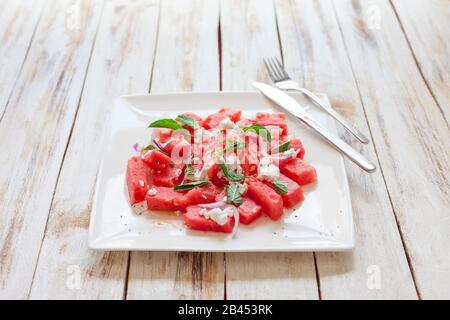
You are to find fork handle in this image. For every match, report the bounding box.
[290,87,370,144]
[300,113,376,173]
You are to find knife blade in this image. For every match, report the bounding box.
[252,81,376,173]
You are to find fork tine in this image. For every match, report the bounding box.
[273,56,289,78]
[265,57,281,81]
[268,57,283,80]
[263,58,276,82]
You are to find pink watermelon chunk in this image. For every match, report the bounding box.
[141,150,173,170]
[254,112,288,135]
[202,113,228,129]
[152,163,185,187]
[184,205,235,233]
[174,183,224,209]
[126,157,150,205]
[266,174,304,208]
[218,107,242,122]
[280,158,317,186]
[146,186,185,211]
[238,197,262,225]
[290,138,305,159]
[207,163,228,186]
[245,177,284,220]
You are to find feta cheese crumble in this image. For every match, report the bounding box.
[258,156,280,181]
[132,200,148,215]
[147,187,157,196]
[199,207,235,225]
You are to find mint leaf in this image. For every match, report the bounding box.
[176,114,200,129]
[243,124,271,142]
[185,164,195,177]
[273,179,288,195]
[148,118,191,137]
[174,181,208,191]
[142,144,157,151]
[271,140,291,153]
[226,182,244,206]
[224,140,245,152]
[220,163,245,182]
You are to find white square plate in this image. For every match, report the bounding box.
[89,92,353,251]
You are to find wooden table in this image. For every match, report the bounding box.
[0,0,448,300]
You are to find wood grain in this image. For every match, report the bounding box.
[126,0,224,300]
[0,0,44,118]
[333,0,450,299]
[275,0,417,299]
[221,0,319,299]
[391,0,450,123]
[0,0,103,299]
[28,0,159,299]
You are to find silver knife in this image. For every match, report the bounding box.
[252,82,376,173]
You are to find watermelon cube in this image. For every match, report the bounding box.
[184,205,235,233]
[238,197,262,224]
[266,174,304,208]
[290,138,305,159]
[280,158,317,186]
[174,183,224,209]
[151,128,173,143]
[245,177,284,220]
[153,163,185,187]
[126,157,150,205]
[254,112,287,135]
[218,107,242,122]
[141,150,173,170]
[207,163,228,186]
[202,113,228,129]
[146,186,185,211]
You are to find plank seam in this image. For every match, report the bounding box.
[273,0,321,299]
[0,1,46,125]
[389,0,449,129]
[330,0,421,300]
[147,0,162,93]
[27,0,107,299]
[125,0,162,300]
[313,253,322,300]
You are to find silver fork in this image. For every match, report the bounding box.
[264,57,370,144]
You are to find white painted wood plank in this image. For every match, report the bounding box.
[29,0,159,299]
[0,0,44,117]
[333,0,450,299]
[392,0,450,123]
[0,0,103,299]
[221,0,319,300]
[126,0,224,300]
[275,0,417,299]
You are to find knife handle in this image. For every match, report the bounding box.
[300,114,376,172]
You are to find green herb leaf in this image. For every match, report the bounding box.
[174,181,208,191]
[148,118,191,137]
[271,140,291,153]
[142,144,156,151]
[243,124,272,142]
[272,179,288,195]
[220,163,245,182]
[226,182,244,206]
[185,164,195,177]
[176,114,200,129]
[224,140,245,152]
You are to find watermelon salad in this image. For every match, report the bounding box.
[126,107,317,235]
